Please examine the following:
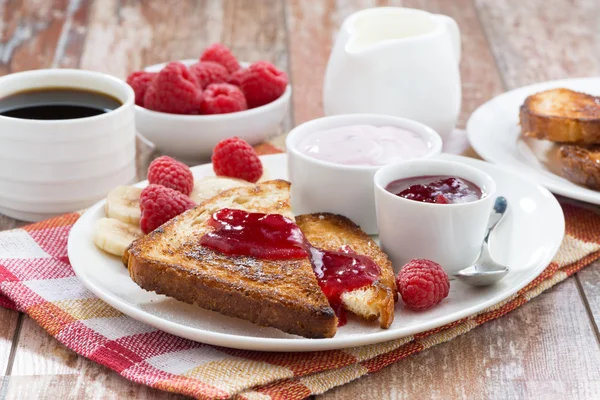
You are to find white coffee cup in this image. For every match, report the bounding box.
[374,159,496,274]
[0,69,136,221]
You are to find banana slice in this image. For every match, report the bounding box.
[93,217,143,257]
[190,176,254,204]
[105,185,142,224]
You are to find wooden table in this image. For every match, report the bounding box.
[1,1,600,398]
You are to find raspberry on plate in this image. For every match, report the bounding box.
[212,137,263,183]
[396,259,450,311]
[189,61,229,89]
[200,83,248,115]
[236,61,288,108]
[200,43,241,74]
[147,155,194,195]
[143,61,202,114]
[139,184,196,234]
[126,71,156,106]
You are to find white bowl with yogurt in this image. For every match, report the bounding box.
[286,114,442,234]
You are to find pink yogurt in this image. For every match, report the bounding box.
[297,125,431,166]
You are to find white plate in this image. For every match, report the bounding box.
[68,154,564,352]
[467,76,600,204]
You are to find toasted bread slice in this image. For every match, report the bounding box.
[558,144,600,190]
[128,180,338,338]
[520,88,600,144]
[297,214,397,329]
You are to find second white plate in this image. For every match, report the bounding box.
[467,76,600,205]
[68,154,564,352]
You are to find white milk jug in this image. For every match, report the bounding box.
[323,7,461,140]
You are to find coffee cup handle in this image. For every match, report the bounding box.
[435,14,461,63]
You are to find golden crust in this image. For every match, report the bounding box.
[520,88,600,144]
[558,144,600,190]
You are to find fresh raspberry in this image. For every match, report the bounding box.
[143,62,202,114]
[200,83,247,115]
[126,71,156,106]
[200,43,241,74]
[227,69,245,86]
[396,259,450,311]
[212,137,263,183]
[189,61,229,89]
[139,184,196,234]
[147,156,194,195]
[236,61,288,108]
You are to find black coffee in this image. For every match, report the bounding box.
[0,87,122,120]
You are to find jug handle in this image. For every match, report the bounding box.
[435,14,461,63]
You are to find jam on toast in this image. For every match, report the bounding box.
[127,180,396,338]
[297,214,396,329]
[520,88,600,144]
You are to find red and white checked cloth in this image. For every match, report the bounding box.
[1,144,600,399]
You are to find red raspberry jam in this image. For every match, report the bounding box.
[200,208,307,260]
[309,245,380,326]
[386,175,483,204]
[200,208,381,325]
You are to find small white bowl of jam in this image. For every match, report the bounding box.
[286,114,442,234]
[374,158,496,274]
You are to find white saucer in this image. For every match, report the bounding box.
[467,76,600,205]
[68,154,564,352]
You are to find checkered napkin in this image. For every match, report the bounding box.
[2,157,600,399]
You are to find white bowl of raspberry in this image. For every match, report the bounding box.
[130,49,291,163]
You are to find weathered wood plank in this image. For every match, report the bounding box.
[0,0,67,74]
[52,0,93,68]
[319,280,600,399]
[4,375,187,400]
[79,0,288,79]
[577,261,600,335]
[475,0,600,88]
[0,309,18,374]
[285,0,504,126]
[0,0,89,384]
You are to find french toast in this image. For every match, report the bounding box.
[520,88,600,144]
[128,180,337,338]
[127,180,397,337]
[558,144,600,190]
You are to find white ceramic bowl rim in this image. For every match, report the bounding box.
[135,85,291,121]
[374,158,497,208]
[139,59,291,121]
[286,114,443,171]
[0,69,134,125]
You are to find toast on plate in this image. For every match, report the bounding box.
[297,214,396,329]
[126,180,396,337]
[558,144,600,190]
[520,88,600,144]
